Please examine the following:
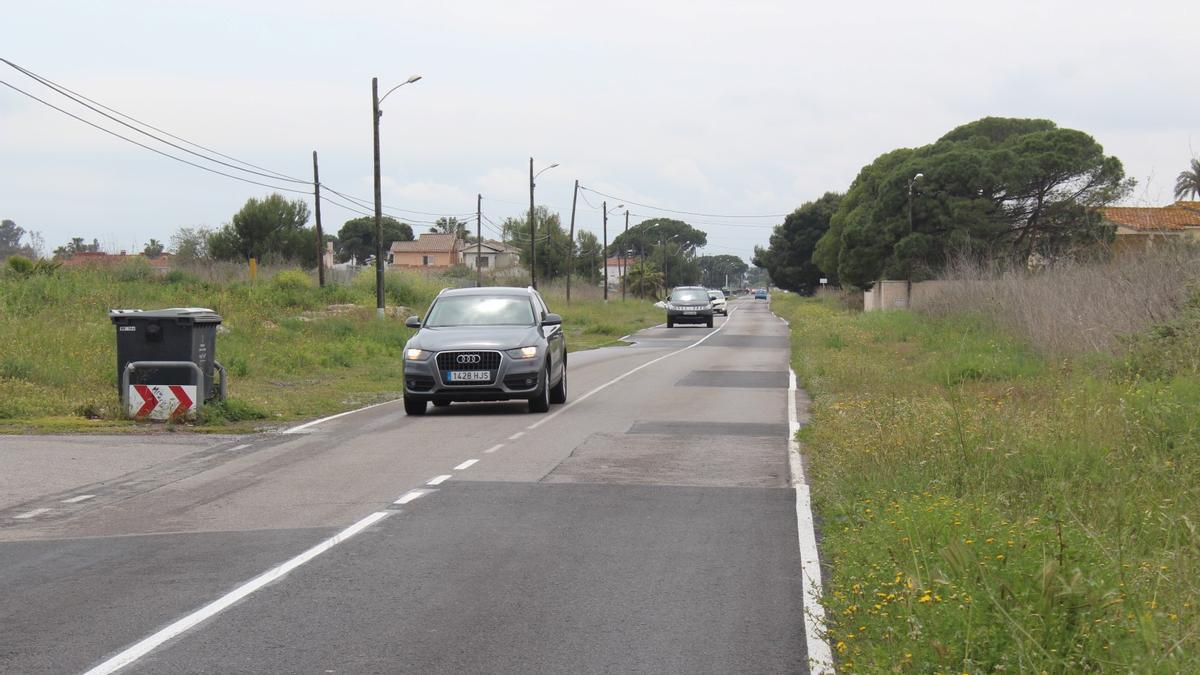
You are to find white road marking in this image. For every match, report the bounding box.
[454,459,479,470]
[62,494,96,504]
[81,510,392,675]
[483,444,504,454]
[280,399,400,434]
[228,444,251,452]
[394,489,434,505]
[507,431,524,440]
[787,364,834,673]
[426,475,452,486]
[13,507,50,519]
[524,307,739,431]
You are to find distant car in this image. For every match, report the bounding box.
[666,286,714,328]
[707,289,727,315]
[401,286,567,415]
[754,288,768,300]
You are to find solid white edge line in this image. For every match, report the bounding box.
[394,489,433,504]
[280,399,400,434]
[228,444,251,452]
[788,363,834,673]
[453,459,479,470]
[524,307,739,431]
[82,510,392,675]
[62,494,96,504]
[13,507,51,519]
[426,475,452,486]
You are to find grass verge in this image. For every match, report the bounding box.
[772,293,1199,673]
[0,266,659,433]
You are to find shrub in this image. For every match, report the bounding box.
[271,269,314,291]
[198,397,267,424]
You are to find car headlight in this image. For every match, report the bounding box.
[405,348,430,361]
[506,346,539,359]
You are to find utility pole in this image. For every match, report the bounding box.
[602,201,609,301]
[528,157,536,289]
[312,150,325,288]
[476,193,482,288]
[566,180,578,305]
[621,209,629,301]
[372,77,385,317]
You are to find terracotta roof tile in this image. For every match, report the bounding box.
[389,233,462,253]
[1103,201,1200,231]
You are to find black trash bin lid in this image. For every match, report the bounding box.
[109,308,222,324]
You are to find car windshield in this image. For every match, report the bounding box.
[425,295,536,327]
[670,289,710,304]
[708,290,725,300]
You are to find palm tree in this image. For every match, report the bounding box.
[1175,158,1200,201]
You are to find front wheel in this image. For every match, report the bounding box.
[667,320,674,328]
[549,359,567,404]
[528,363,551,413]
[404,396,427,416]
[706,317,714,328]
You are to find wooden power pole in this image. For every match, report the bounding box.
[602,201,609,302]
[566,180,578,305]
[476,193,482,288]
[312,150,325,288]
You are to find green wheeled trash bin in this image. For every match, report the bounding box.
[109,308,225,419]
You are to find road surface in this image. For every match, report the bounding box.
[0,298,817,674]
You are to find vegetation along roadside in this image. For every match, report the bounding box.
[0,263,659,433]
[773,288,1199,673]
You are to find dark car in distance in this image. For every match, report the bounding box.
[401,287,567,415]
[665,286,714,328]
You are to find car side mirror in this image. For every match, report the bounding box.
[405,316,421,328]
[542,313,562,326]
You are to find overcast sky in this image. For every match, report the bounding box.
[3,0,1197,261]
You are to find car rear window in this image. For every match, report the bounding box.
[425,296,536,327]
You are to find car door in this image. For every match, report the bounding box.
[534,293,564,379]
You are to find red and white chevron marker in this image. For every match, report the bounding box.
[128,384,198,420]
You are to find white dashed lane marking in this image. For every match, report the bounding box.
[62,494,96,503]
[454,459,479,470]
[394,489,434,505]
[13,508,51,520]
[426,475,452,486]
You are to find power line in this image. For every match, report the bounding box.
[3,58,313,186]
[627,212,780,230]
[579,185,789,219]
[0,78,314,195]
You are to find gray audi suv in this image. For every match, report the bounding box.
[401,286,567,415]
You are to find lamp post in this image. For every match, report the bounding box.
[601,202,624,301]
[372,74,422,318]
[907,172,924,236]
[621,209,629,301]
[528,159,559,289]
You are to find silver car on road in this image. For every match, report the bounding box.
[402,287,567,415]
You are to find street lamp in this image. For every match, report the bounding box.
[372,74,422,318]
[601,202,623,301]
[907,172,924,236]
[528,159,559,289]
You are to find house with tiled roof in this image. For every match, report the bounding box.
[388,233,464,268]
[1103,200,1200,254]
[461,239,522,272]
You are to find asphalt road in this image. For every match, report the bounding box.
[0,298,813,674]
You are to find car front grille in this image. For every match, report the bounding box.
[436,350,502,372]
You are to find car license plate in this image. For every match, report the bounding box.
[683,311,697,315]
[448,370,491,382]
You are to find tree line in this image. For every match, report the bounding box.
[36,194,748,297]
[754,116,1152,292]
